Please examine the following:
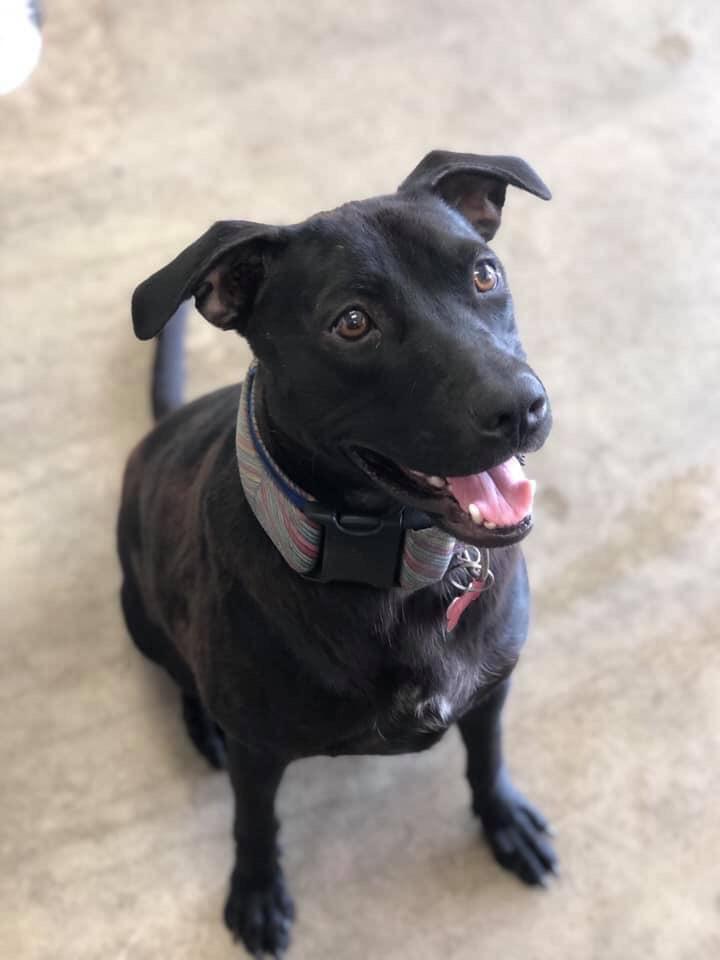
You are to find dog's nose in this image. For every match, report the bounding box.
[480,374,550,449]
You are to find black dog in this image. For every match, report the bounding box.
[118,150,556,957]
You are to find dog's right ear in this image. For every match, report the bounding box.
[131,221,284,340]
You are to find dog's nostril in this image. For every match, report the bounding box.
[527,395,547,422]
[485,410,514,434]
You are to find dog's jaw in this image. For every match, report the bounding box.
[257,383,537,550]
[348,446,536,548]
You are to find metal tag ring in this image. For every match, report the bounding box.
[448,546,493,593]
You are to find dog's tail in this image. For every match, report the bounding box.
[151,302,190,421]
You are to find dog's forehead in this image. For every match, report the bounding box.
[294,194,482,266]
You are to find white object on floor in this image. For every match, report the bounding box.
[0,1,42,95]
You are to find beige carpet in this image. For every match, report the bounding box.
[2,2,719,958]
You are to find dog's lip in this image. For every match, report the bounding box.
[347,445,535,548]
[433,503,534,548]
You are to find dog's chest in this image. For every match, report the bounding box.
[317,628,482,757]
[370,644,480,750]
[389,661,474,726]
[312,594,494,755]
[389,683,456,732]
[335,678,469,757]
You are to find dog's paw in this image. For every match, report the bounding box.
[474,772,558,887]
[224,870,295,958]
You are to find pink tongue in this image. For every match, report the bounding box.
[447,457,535,527]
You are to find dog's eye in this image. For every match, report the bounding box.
[332,308,372,341]
[473,262,499,294]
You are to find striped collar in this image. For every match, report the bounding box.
[235,364,459,591]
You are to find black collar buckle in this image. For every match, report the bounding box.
[302,504,431,588]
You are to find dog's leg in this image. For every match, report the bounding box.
[458,680,558,886]
[121,577,228,769]
[181,693,227,770]
[120,576,195,689]
[224,741,294,957]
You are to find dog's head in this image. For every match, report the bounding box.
[132,150,552,548]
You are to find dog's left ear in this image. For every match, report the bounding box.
[398,150,551,241]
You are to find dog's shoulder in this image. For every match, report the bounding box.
[139,383,241,469]
[118,383,245,616]
[121,383,240,515]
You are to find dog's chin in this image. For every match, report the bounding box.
[348,446,535,549]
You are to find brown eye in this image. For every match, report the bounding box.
[473,262,499,293]
[333,308,372,341]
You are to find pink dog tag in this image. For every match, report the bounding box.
[446,579,488,632]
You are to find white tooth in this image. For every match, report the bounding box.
[428,475,445,488]
[483,521,497,529]
[468,503,483,524]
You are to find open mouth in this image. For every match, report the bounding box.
[349,447,536,547]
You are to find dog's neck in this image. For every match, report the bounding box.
[253,368,395,515]
[235,363,461,591]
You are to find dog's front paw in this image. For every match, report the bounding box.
[224,869,295,958]
[474,771,558,887]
